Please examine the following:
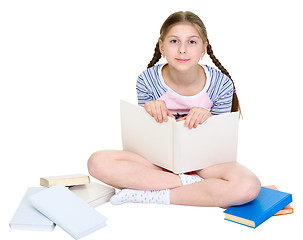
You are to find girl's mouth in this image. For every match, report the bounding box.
[176,58,190,63]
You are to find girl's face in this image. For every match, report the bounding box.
[159,23,207,72]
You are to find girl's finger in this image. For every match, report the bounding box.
[155,104,163,123]
[168,112,176,120]
[149,103,158,121]
[160,103,168,122]
[144,103,152,115]
[176,116,186,121]
[186,111,197,129]
[199,115,207,125]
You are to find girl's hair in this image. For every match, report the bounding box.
[147,11,241,114]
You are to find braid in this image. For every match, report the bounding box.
[147,42,162,69]
[207,42,231,79]
[207,40,241,115]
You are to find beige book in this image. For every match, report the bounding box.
[40,174,90,187]
[120,100,239,174]
[69,182,115,208]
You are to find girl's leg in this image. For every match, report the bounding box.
[88,151,260,207]
[87,150,183,190]
[169,162,261,208]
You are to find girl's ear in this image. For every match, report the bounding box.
[200,42,208,60]
[159,39,165,58]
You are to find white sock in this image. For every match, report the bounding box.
[110,189,170,205]
[179,173,203,185]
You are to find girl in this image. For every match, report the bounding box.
[88,11,261,208]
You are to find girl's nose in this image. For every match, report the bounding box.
[179,43,187,54]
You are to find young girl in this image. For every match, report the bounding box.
[88,11,261,208]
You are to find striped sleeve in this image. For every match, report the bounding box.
[136,71,154,107]
[206,66,233,115]
[136,73,154,107]
[211,76,233,115]
[136,65,167,107]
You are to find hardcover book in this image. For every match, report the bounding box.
[120,100,239,174]
[264,185,294,216]
[69,182,115,208]
[224,187,292,228]
[29,184,107,239]
[40,174,90,187]
[9,187,55,231]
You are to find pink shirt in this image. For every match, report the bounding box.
[158,64,213,115]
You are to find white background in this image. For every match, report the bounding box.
[1,0,302,239]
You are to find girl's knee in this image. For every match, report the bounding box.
[235,175,261,205]
[87,150,111,179]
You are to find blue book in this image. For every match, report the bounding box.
[9,187,55,231]
[29,184,107,239]
[224,187,292,228]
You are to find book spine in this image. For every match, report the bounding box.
[255,194,292,227]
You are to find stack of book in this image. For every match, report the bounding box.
[224,185,293,228]
[9,174,115,239]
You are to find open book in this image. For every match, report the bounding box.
[120,100,239,174]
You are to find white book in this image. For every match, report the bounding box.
[69,182,115,208]
[29,184,107,239]
[40,174,90,187]
[120,100,239,174]
[9,187,55,231]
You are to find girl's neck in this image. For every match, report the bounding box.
[162,64,206,95]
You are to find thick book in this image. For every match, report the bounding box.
[9,187,55,231]
[29,184,107,239]
[224,187,292,228]
[120,100,239,174]
[69,182,115,208]
[264,185,294,216]
[40,174,90,187]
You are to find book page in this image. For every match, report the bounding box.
[120,100,174,171]
[173,112,239,173]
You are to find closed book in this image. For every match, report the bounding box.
[224,187,292,228]
[264,185,294,216]
[40,174,90,187]
[29,184,107,239]
[69,182,115,208]
[9,187,55,231]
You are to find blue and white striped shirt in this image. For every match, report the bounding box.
[136,64,234,115]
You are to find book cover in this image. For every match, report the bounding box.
[264,185,294,216]
[224,187,292,228]
[9,187,55,231]
[29,184,107,239]
[69,182,115,208]
[120,100,239,174]
[40,174,90,187]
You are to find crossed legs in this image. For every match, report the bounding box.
[87,150,261,208]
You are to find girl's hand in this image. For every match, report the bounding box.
[144,100,175,123]
[177,107,211,129]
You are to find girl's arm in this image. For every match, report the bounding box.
[210,76,233,115]
[136,72,175,123]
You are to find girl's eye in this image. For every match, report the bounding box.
[189,40,196,44]
[170,39,178,44]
